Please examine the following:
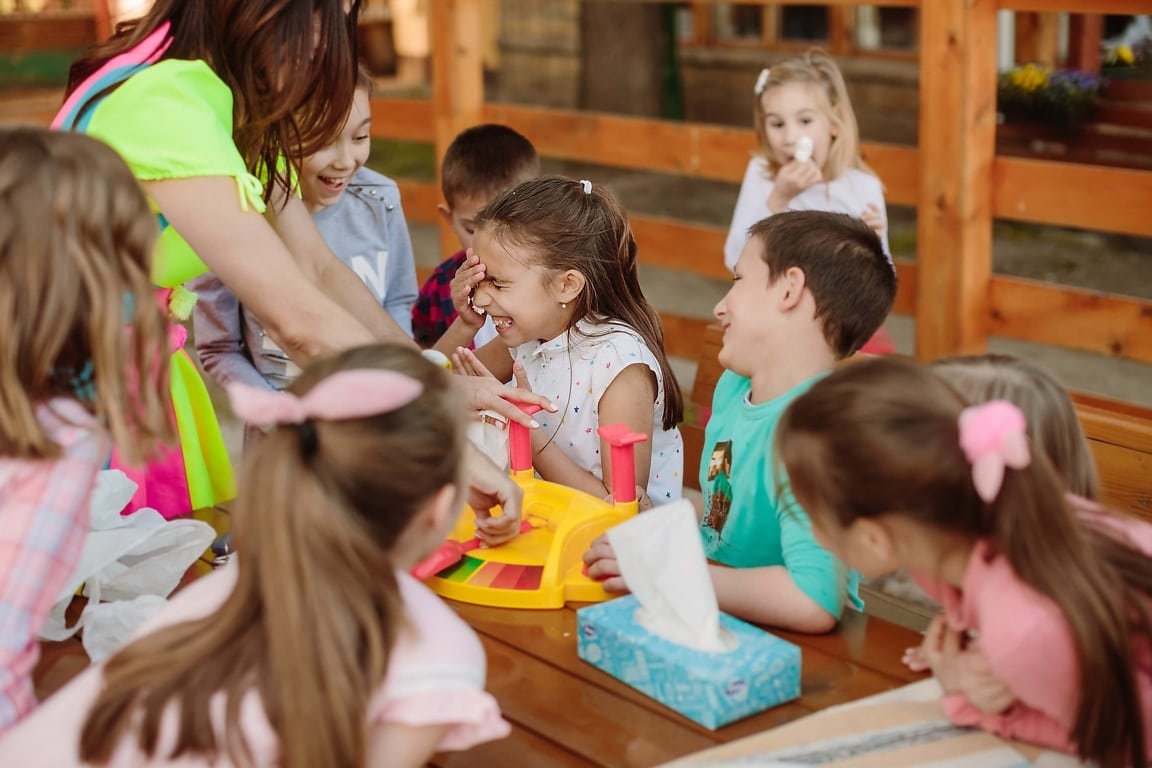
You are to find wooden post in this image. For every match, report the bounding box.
[431,0,485,258]
[915,0,998,360]
[1014,12,1060,66]
[94,0,114,41]
[1067,14,1103,74]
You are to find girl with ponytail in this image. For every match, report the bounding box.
[0,344,510,767]
[775,356,1152,768]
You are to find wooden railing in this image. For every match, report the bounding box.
[371,0,1152,366]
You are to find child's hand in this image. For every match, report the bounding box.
[768,159,823,212]
[452,346,500,381]
[583,534,630,593]
[474,513,522,547]
[451,249,488,330]
[918,616,1016,714]
[859,203,886,239]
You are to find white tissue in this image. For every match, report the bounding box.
[794,136,814,163]
[607,500,736,653]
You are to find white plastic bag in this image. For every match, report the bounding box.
[39,470,216,659]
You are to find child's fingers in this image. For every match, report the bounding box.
[512,360,531,391]
[456,347,498,380]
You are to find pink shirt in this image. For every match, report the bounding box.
[0,563,510,765]
[914,506,1152,756]
[0,400,108,735]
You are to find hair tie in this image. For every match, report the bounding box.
[958,400,1031,503]
[579,179,592,195]
[295,419,319,458]
[754,68,771,95]
[228,369,423,430]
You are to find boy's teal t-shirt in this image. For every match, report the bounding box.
[698,369,862,617]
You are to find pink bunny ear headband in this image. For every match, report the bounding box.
[227,370,423,456]
[958,400,1032,503]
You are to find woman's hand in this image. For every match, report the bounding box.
[767,159,823,212]
[450,249,488,331]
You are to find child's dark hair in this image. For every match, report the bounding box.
[777,356,1152,768]
[475,176,684,431]
[932,354,1099,500]
[0,127,171,463]
[67,0,363,204]
[441,124,540,208]
[79,344,465,768]
[356,62,374,94]
[747,210,895,358]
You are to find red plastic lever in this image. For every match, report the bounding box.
[411,519,534,580]
[596,424,648,504]
[507,401,544,473]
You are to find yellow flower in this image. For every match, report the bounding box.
[1009,64,1050,92]
[1114,45,1135,65]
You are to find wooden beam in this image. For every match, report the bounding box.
[394,180,441,225]
[481,103,921,205]
[369,98,435,142]
[915,0,999,358]
[993,158,1152,238]
[989,276,1152,363]
[431,0,485,258]
[998,0,1145,13]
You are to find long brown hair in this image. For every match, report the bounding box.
[933,354,1100,499]
[79,344,466,768]
[474,176,683,430]
[776,357,1152,768]
[0,127,170,462]
[753,50,873,181]
[67,0,361,203]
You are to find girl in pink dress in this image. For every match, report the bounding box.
[0,127,172,735]
[776,356,1152,768]
[0,345,509,767]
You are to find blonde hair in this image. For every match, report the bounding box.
[80,344,466,768]
[753,50,872,181]
[932,354,1099,500]
[0,127,171,463]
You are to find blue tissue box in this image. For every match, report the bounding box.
[576,595,801,729]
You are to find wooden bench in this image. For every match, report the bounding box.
[680,324,1152,524]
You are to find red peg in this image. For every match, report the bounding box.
[597,424,648,504]
[507,401,544,473]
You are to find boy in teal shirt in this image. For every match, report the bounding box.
[587,210,896,632]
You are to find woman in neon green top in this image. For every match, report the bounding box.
[57,0,551,518]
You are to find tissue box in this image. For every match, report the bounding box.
[576,595,801,729]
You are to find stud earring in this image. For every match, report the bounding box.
[561,302,568,309]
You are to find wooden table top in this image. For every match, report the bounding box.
[432,601,926,768]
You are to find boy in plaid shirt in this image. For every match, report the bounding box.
[411,125,539,348]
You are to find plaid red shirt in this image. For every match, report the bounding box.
[0,400,108,734]
[411,250,467,348]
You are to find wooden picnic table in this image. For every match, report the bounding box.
[34,588,925,767]
[432,600,925,768]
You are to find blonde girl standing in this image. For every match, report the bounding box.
[724,50,889,271]
[0,127,171,734]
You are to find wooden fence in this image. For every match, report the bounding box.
[372,0,1152,364]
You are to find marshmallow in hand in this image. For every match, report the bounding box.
[794,136,814,163]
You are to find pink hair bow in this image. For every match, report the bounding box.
[227,370,423,427]
[958,400,1031,503]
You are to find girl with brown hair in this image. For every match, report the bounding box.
[454,176,685,508]
[776,356,1152,768]
[0,345,511,766]
[0,127,171,734]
